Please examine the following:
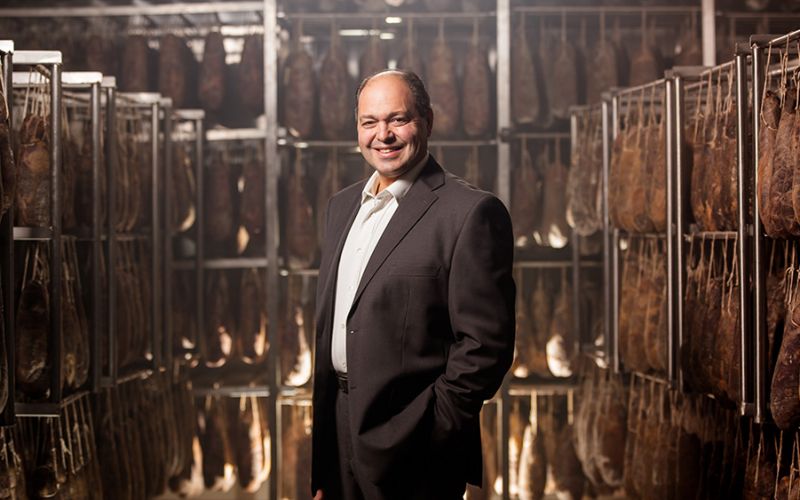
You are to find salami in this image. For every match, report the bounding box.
[511,16,539,125]
[462,25,491,138]
[239,35,264,118]
[239,148,265,253]
[283,35,316,138]
[206,148,234,245]
[16,114,50,227]
[199,397,236,492]
[198,31,226,113]
[511,143,542,246]
[238,268,267,365]
[539,147,570,248]
[286,152,316,270]
[204,271,234,368]
[159,35,191,108]
[427,24,459,137]
[319,30,350,140]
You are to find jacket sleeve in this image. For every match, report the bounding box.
[433,194,516,440]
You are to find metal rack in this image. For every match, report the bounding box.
[0,41,13,426]
[10,50,64,416]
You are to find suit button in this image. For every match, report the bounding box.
[348,330,355,334]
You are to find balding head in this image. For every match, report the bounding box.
[355,69,433,131]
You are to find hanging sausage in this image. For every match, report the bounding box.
[427,20,460,137]
[319,26,351,140]
[198,31,227,115]
[462,20,491,138]
[511,15,539,126]
[283,24,316,139]
[285,150,316,270]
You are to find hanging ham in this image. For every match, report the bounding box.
[427,23,460,137]
[462,24,491,138]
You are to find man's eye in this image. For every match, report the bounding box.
[391,117,408,124]
[361,121,376,128]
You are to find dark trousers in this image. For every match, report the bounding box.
[329,384,466,500]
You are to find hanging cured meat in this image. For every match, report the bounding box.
[462,23,491,138]
[316,149,341,248]
[587,18,619,105]
[674,16,703,66]
[547,275,574,377]
[770,287,800,430]
[121,36,150,92]
[567,111,603,236]
[768,69,800,236]
[428,22,459,137]
[206,148,235,247]
[239,268,268,365]
[172,142,196,233]
[319,28,350,140]
[550,20,579,121]
[239,35,264,119]
[239,148,265,255]
[539,145,570,248]
[226,397,269,493]
[648,104,668,231]
[16,246,50,400]
[552,425,586,499]
[759,90,781,236]
[537,22,554,127]
[528,274,552,377]
[359,34,386,81]
[159,35,192,109]
[510,142,542,247]
[199,397,236,492]
[511,16,539,126]
[16,114,50,227]
[0,74,14,217]
[281,404,312,498]
[282,278,312,387]
[517,419,546,500]
[204,271,234,368]
[283,31,316,139]
[628,20,661,87]
[198,31,226,114]
[286,152,316,269]
[398,21,422,76]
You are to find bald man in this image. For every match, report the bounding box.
[311,70,515,500]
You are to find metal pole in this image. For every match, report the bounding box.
[90,82,101,392]
[264,1,280,498]
[702,0,716,67]
[735,49,754,417]
[673,74,687,392]
[601,97,613,368]
[1,49,14,425]
[194,116,204,362]
[151,101,162,370]
[50,62,63,404]
[665,77,676,387]
[106,88,117,386]
[496,0,511,208]
[610,95,621,374]
[163,107,173,370]
[751,43,767,424]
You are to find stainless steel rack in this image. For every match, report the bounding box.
[0,42,13,426]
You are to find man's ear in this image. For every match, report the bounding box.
[426,113,434,137]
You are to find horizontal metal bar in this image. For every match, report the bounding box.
[0,2,264,18]
[172,131,198,142]
[619,231,667,239]
[127,24,265,38]
[631,370,670,386]
[14,71,103,87]
[117,92,163,105]
[13,227,53,240]
[683,229,739,240]
[101,76,116,88]
[15,390,90,418]
[193,385,271,397]
[0,41,13,53]
[508,384,578,396]
[13,50,61,65]
[278,389,313,404]
[280,268,319,276]
[207,128,267,142]
[726,12,800,20]
[513,5,699,14]
[205,258,269,270]
[174,109,205,120]
[514,132,570,140]
[754,29,800,48]
[612,79,667,97]
[666,66,712,80]
[278,11,497,21]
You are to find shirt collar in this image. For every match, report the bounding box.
[361,153,429,204]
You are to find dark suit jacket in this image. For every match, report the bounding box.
[311,156,515,497]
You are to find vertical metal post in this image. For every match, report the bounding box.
[569,112,582,348]
[610,95,621,374]
[735,49,754,417]
[49,62,63,404]
[162,106,173,370]
[106,88,117,386]
[751,43,767,424]
[194,117,204,361]
[673,74,687,392]
[90,82,101,392]
[264,0,280,498]
[496,0,511,208]
[601,96,613,368]
[1,48,15,425]
[665,77,677,386]
[702,0,716,67]
[151,101,162,370]
[497,2,511,496]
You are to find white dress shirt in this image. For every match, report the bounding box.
[331,154,429,374]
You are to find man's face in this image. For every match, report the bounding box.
[356,74,431,188]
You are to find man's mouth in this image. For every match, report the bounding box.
[375,146,402,158]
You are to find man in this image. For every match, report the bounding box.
[311,70,515,500]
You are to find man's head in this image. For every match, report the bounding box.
[355,70,434,190]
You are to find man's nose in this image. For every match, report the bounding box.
[376,122,394,142]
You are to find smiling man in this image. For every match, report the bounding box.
[311,70,515,500]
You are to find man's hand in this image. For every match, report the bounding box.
[314,489,324,500]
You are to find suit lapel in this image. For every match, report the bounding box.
[348,158,444,317]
